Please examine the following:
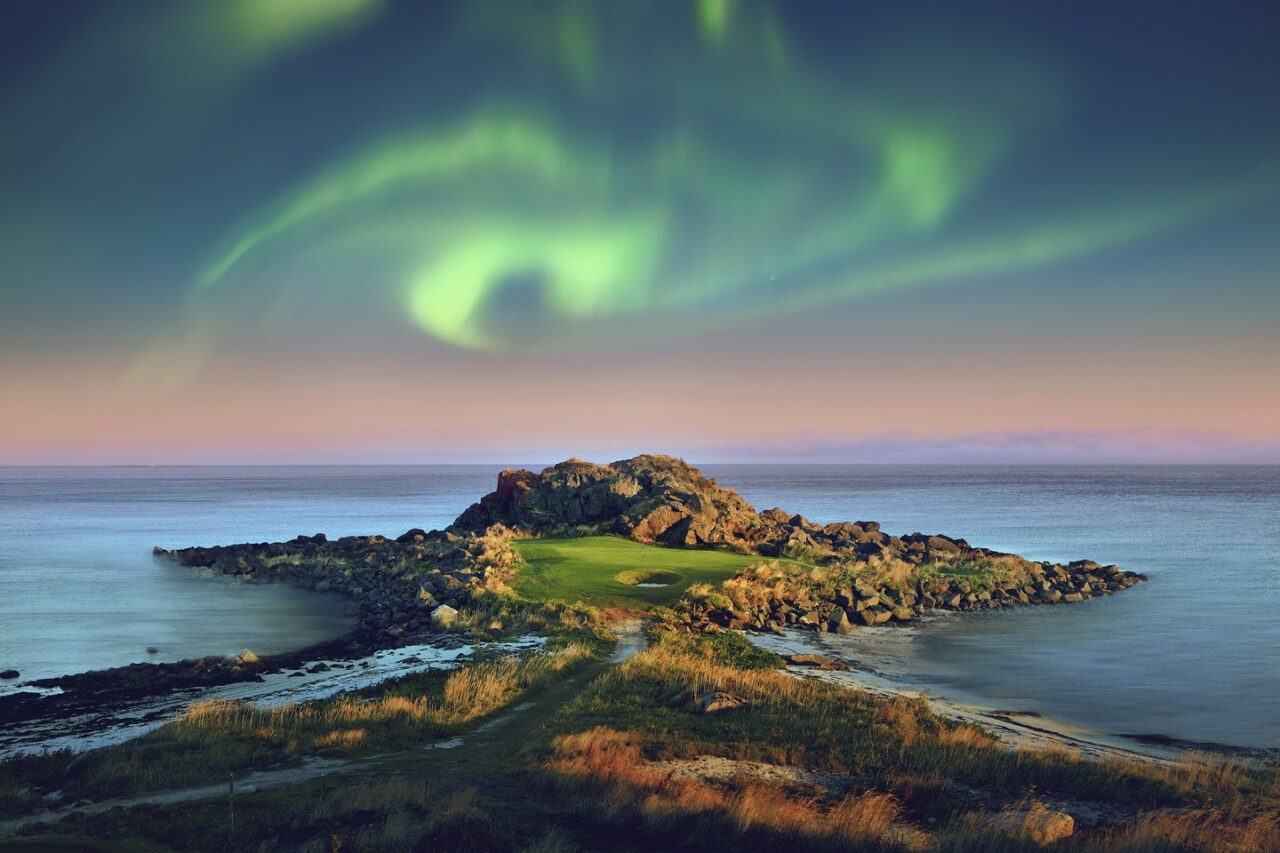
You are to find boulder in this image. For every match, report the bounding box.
[784,654,850,671]
[450,455,759,545]
[927,535,962,554]
[630,505,689,542]
[0,669,18,680]
[855,607,892,626]
[430,604,459,628]
[698,692,747,714]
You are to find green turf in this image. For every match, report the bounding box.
[511,536,770,608]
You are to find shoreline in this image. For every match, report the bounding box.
[0,634,544,759]
[748,627,1274,763]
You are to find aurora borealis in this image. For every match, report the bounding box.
[2,1,1278,462]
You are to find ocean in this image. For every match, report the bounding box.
[1,464,1276,747]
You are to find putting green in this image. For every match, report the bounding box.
[511,536,771,608]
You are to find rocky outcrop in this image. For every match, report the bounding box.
[784,654,850,671]
[451,455,763,548]
[157,527,521,647]
[678,558,1145,636]
[698,692,748,714]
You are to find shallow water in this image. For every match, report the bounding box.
[709,464,1280,748]
[2,464,1277,747]
[0,466,504,687]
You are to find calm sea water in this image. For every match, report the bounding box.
[1,465,1276,747]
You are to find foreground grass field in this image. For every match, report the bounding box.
[512,536,777,608]
[535,632,1280,851]
[0,642,602,815]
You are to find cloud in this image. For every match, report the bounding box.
[703,430,1280,464]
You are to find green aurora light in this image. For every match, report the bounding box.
[168,1,1279,354]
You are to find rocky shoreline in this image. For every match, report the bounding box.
[2,454,1147,733]
[675,550,1145,636]
[0,529,515,729]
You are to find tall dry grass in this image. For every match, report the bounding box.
[862,553,919,589]
[1080,807,1280,852]
[544,638,1280,851]
[547,726,927,850]
[176,643,594,749]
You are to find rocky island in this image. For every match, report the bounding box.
[161,454,1145,644]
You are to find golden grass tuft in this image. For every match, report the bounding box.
[168,644,596,750]
[862,553,918,589]
[314,728,367,750]
[547,726,927,849]
[1096,807,1280,852]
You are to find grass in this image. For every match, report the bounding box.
[0,644,599,813]
[530,634,1280,850]
[657,629,784,670]
[7,623,1280,850]
[5,779,564,853]
[511,536,789,608]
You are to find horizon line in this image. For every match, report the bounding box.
[3,460,1279,469]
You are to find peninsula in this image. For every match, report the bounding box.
[4,457,1274,852]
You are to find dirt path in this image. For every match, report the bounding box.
[1,620,646,836]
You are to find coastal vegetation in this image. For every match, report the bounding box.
[7,628,1277,849]
[0,641,601,815]
[534,633,1280,851]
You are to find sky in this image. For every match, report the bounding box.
[1,0,1278,464]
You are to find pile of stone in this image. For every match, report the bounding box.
[675,562,1145,636]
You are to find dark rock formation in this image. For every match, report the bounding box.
[158,527,520,647]
[676,558,1146,637]
[452,455,762,548]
